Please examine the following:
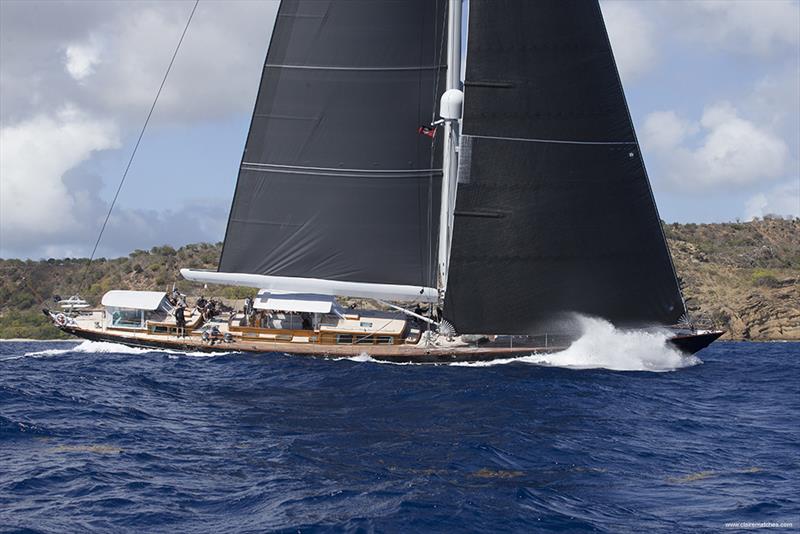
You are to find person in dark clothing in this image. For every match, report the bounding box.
[243,296,254,326]
[204,300,217,322]
[300,312,312,330]
[175,305,186,337]
[196,295,207,309]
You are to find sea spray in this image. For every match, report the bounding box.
[23,340,146,357]
[521,316,701,371]
[340,317,699,371]
[23,340,236,358]
[452,316,701,371]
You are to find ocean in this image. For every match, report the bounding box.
[1,323,798,533]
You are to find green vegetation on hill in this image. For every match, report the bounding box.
[0,243,239,339]
[1,218,797,340]
[664,217,799,340]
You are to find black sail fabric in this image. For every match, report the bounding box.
[444,0,685,334]
[219,0,445,286]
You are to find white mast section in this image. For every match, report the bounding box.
[436,0,463,300]
[181,269,439,303]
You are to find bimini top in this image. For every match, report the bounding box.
[101,290,167,311]
[254,290,336,314]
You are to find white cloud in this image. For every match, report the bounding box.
[0,104,232,259]
[0,1,277,258]
[64,38,101,81]
[1,1,279,126]
[644,102,788,189]
[678,0,800,56]
[744,180,800,220]
[745,67,800,151]
[0,105,120,249]
[643,111,698,151]
[601,1,656,81]
[693,103,788,186]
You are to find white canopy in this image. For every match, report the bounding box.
[254,291,336,313]
[101,290,167,311]
[181,269,439,303]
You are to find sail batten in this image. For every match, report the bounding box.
[264,64,446,71]
[463,134,636,146]
[444,0,685,334]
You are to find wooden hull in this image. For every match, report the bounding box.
[56,324,721,364]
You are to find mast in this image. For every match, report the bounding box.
[436,0,463,300]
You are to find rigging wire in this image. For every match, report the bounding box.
[425,0,448,324]
[78,0,200,292]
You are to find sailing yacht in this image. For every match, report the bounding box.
[46,0,723,361]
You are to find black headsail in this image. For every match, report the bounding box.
[219,0,445,287]
[444,0,685,334]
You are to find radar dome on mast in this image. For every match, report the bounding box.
[440,89,463,120]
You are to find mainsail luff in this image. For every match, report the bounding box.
[444,0,686,334]
[218,0,446,288]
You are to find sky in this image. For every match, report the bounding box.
[0,0,798,260]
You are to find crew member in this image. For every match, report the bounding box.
[175,304,186,337]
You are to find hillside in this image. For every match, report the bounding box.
[664,218,799,340]
[1,219,798,340]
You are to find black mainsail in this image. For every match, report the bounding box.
[444,0,686,334]
[219,0,446,287]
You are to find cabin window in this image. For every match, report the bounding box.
[107,307,144,329]
[336,334,353,344]
[355,336,374,344]
[360,322,373,328]
[377,336,394,345]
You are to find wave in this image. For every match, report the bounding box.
[22,340,238,358]
[343,316,700,372]
[336,352,418,366]
[23,340,149,357]
[454,317,700,371]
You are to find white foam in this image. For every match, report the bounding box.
[24,340,150,357]
[454,316,701,371]
[335,351,417,366]
[22,340,238,358]
[340,316,701,371]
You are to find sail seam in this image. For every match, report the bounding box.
[265,64,446,71]
[466,134,636,146]
[240,168,444,178]
[242,162,442,173]
[241,162,443,177]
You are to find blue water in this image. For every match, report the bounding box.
[1,337,798,533]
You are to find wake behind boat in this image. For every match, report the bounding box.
[47,0,723,359]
